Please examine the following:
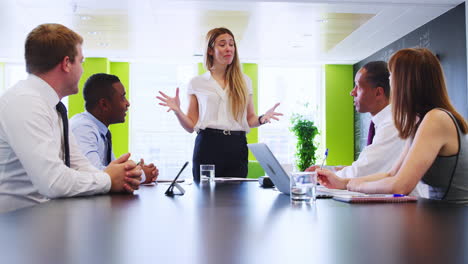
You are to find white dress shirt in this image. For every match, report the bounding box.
[187,71,253,132]
[337,105,405,178]
[0,75,111,213]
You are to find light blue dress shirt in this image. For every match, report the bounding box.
[70,112,146,182]
[70,112,115,170]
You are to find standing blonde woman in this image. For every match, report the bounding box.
[317,48,468,202]
[157,27,282,181]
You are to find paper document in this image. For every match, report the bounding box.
[316,186,365,196]
[316,186,418,203]
[156,179,185,183]
[213,177,258,182]
[333,194,418,203]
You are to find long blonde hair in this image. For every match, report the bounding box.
[205,27,248,122]
[389,48,467,138]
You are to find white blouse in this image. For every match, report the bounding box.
[187,71,253,132]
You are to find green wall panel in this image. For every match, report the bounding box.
[325,65,354,166]
[67,58,129,158]
[109,62,130,157]
[242,63,259,161]
[248,160,265,179]
[197,63,206,75]
[69,58,110,118]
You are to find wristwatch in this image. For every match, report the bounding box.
[258,115,265,125]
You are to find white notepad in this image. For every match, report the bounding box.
[332,194,418,203]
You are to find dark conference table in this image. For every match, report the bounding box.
[0,181,466,264]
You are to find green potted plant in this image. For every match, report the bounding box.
[290,114,319,171]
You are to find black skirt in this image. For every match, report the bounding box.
[192,128,248,181]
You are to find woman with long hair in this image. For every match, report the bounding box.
[317,48,467,202]
[157,27,281,181]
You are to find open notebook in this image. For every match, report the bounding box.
[316,186,363,197]
[317,186,418,203]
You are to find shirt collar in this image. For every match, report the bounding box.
[202,70,228,95]
[372,104,391,127]
[201,71,212,81]
[29,74,60,109]
[83,111,109,137]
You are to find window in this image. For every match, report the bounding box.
[2,63,69,106]
[0,64,3,95]
[129,62,197,180]
[258,65,324,170]
[2,63,27,95]
[129,63,324,179]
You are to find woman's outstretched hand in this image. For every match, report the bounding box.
[156,88,181,113]
[261,103,283,123]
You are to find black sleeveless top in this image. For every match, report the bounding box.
[421,109,468,203]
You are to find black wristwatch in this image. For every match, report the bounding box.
[258,115,265,125]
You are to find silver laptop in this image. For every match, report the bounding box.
[249,143,369,198]
[247,143,291,195]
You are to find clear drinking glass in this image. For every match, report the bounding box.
[200,164,215,182]
[290,171,317,203]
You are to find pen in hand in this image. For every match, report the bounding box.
[366,194,406,197]
[320,148,329,169]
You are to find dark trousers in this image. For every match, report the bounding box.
[192,129,248,181]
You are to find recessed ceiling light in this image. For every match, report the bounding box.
[88,31,99,35]
[316,19,329,23]
[80,15,92,20]
[99,42,109,47]
[290,41,304,48]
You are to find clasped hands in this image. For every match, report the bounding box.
[139,158,159,184]
[105,153,145,194]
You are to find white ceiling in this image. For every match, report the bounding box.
[0,0,464,64]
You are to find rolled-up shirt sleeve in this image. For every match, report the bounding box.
[336,120,405,179]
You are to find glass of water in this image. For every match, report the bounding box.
[200,164,215,182]
[290,172,317,203]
